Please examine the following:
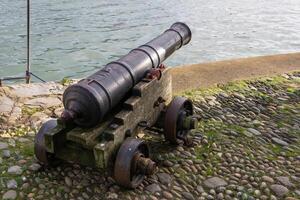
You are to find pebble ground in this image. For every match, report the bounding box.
[0,72,300,200]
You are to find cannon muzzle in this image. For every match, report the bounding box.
[62,22,192,127]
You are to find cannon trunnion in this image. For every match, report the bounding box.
[34,22,197,188]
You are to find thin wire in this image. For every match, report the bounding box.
[30,72,46,83]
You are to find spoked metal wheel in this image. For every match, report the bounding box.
[34,119,57,166]
[164,96,197,145]
[114,138,157,189]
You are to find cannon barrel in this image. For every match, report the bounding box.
[62,22,192,127]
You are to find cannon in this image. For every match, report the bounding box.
[34,22,198,188]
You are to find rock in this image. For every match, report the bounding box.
[7,166,22,175]
[246,128,261,136]
[270,184,289,197]
[197,185,204,193]
[271,137,288,146]
[163,160,173,167]
[22,183,29,190]
[217,193,224,199]
[233,93,246,100]
[203,177,228,189]
[162,191,173,199]
[28,163,41,171]
[7,106,22,124]
[0,96,14,113]
[29,112,49,126]
[17,138,30,143]
[2,150,11,158]
[156,173,172,185]
[243,130,253,137]
[275,176,294,188]
[9,82,63,98]
[253,189,261,197]
[54,107,64,117]
[8,139,15,147]
[24,97,61,109]
[2,190,17,200]
[107,192,118,199]
[182,192,194,200]
[262,176,274,183]
[6,180,17,189]
[145,183,161,193]
[0,142,8,150]
[65,177,72,187]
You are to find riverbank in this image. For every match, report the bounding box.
[172,52,300,93]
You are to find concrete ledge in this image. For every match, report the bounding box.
[171,52,300,93]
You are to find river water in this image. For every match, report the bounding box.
[0,0,300,82]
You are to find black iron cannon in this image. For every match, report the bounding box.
[34,22,198,188]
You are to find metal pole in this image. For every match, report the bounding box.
[26,0,31,83]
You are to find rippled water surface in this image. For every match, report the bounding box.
[0,0,300,81]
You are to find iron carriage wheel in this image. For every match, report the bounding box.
[114,138,156,188]
[34,119,57,166]
[164,96,196,145]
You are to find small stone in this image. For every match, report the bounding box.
[271,137,288,146]
[262,176,274,183]
[209,189,216,195]
[2,190,17,200]
[22,183,29,189]
[225,190,233,195]
[253,189,261,197]
[270,184,289,197]
[27,193,34,198]
[17,138,30,143]
[8,139,15,147]
[65,177,72,187]
[243,130,253,137]
[145,183,161,193]
[24,97,61,109]
[182,192,194,200]
[18,160,27,165]
[6,180,17,189]
[0,142,8,150]
[107,192,118,199]
[38,184,46,189]
[197,185,204,193]
[203,177,227,189]
[156,173,172,185]
[216,193,224,199]
[2,150,11,158]
[247,128,261,136]
[275,176,294,188]
[29,163,41,171]
[260,182,267,189]
[163,160,173,167]
[162,191,173,199]
[7,166,22,175]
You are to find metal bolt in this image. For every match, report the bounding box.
[182,116,198,130]
[137,157,157,175]
[189,117,198,129]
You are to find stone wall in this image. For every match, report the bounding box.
[0,82,68,133]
